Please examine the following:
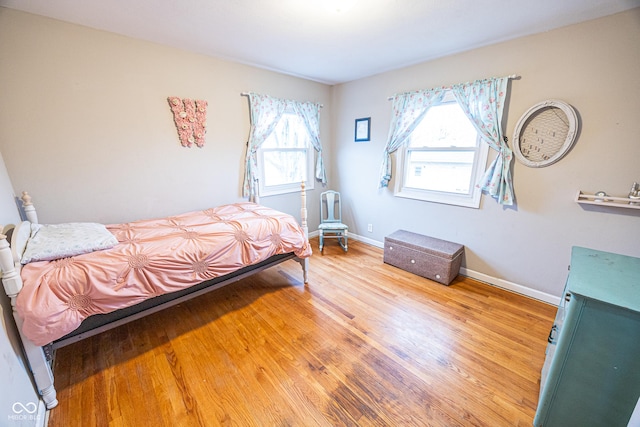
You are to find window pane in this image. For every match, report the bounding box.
[395,92,489,208]
[262,114,308,148]
[410,103,477,148]
[405,150,474,194]
[263,150,307,186]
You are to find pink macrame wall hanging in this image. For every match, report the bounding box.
[167,97,208,147]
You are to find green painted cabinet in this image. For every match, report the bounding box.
[534,247,640,426]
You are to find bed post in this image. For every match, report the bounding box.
[298,181,309,283]
[0,199,58,409]
[300,181,308,237]
[21,191,38,224]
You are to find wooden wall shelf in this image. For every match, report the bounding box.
[575,191,640,210]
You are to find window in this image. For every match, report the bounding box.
[395,91,489,208]
[257,109,315,197]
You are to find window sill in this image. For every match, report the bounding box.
[394,188,481,209]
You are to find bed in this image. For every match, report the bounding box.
[0,184,311,410]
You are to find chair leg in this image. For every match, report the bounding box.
[338,232,348,252]
[319,231,324,252]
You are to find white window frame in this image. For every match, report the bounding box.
[394,91,490,208]
[256,109,315,198]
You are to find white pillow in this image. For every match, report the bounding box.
[20,222,119,264]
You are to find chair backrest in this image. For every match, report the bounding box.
[320,191,342,224]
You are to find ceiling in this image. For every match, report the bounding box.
[2,0,639,85]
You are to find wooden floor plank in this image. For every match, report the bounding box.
[47,238,556,426]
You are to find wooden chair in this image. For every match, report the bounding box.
[318,190,348,252]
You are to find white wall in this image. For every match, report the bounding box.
[0,8,331,227]
[1,7,639,303]
[0,11,331,423]
[331,8,640,300]
[0,151,44,427]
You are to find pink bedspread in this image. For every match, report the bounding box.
[16,203,311,346]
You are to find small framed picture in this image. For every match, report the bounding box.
[355,117,371,142]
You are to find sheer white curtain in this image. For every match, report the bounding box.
[378,88,445,188]
[451,77,514,205]
[243,93,326,202]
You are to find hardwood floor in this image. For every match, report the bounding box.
[47,238,556,426]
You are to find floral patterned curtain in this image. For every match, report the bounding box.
[451,77,513,205]
[243,93,288,201]
[293,102,327,185]
[378,88,445,188]
[243,93,326,201]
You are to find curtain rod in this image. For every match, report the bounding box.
[240,92,323,108]
[386,74,520,101]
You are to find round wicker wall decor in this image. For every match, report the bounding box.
[512,99,578,168]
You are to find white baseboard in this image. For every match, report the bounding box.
[344,232,560,306]
[347,233,384,249]
[459,267,560,306]
[39,402,48,427]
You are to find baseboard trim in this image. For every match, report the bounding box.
[459,267,560,306]
[345,232,560,306]
[347,233,383,249]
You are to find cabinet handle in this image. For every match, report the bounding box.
[548,325,558,344]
